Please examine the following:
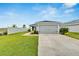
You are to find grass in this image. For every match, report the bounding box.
[65,32,79,40]
[0,32,38,56]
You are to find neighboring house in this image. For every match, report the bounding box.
[0,28,7,35]
[65,20,79,32]
[30,21,62,34]
[0,27,27,35]
[7,27,27,34]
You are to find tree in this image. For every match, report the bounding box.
[23,24,26,28]
[12,24,16,28]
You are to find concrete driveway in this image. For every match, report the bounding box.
[38,34,79,56]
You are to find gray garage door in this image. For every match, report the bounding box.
[39,26,58,34]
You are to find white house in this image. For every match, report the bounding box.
[0,26,27,35]
[30,21,62,34]
[65,20,79,32]
[7,27,27,34]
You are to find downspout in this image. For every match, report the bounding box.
[37,23,39,34]
[58,24,60,34]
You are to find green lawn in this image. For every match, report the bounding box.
[65,32,79,40]
[0,32,38,56]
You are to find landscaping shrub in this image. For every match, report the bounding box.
[59,28,68,35]
[0,32,7,36]
[31,30,38,34]
[28,29,31,32]
[34,30,38,34]
[0,33,3,36]
[3,32,7,35]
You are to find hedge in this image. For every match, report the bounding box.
[59,28,69,35]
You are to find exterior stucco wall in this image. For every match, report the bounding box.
[7,27,27,34]
[36,26,39,31]
[67,25,79,32]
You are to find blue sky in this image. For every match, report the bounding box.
[0,3,79,28]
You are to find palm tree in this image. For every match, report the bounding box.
[23,24,26,28]
[12,24,16,28]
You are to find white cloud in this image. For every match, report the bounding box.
[39,7,58,20]
[4,12,17,17]
[0,11,17,18]
[64,9,75,14]
[32,4,45,11]
[6,12,15,16]
[62,3,77,16]
[0,11,25,21]
[63,3,77,8]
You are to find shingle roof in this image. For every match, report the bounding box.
[30,19,79,27]
[30,20,62,27]
[64,19,79,26]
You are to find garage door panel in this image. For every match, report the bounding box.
[39,26,58,34]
